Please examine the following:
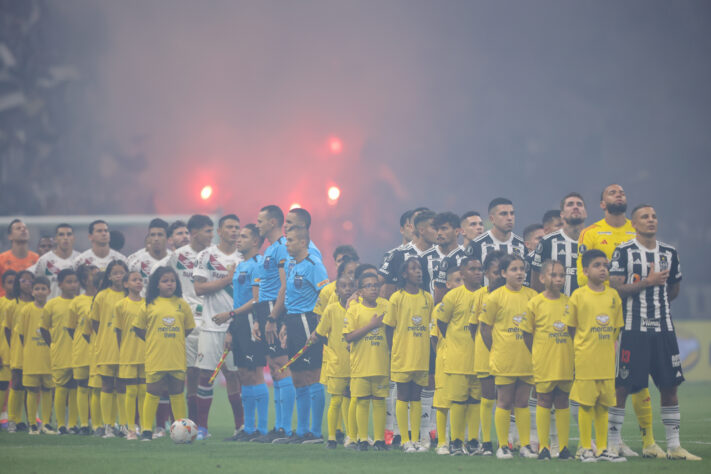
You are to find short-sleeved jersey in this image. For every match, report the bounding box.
[67,294,92,368]
[316,300,349,378]
[436,284,478,375]
[419,246,443,294]
[0,250,39,297]
[233,255,262,308]
[576,218,636,287]
[379,242,431,290]
[532,229,580,296]
[521,293,574,382]
[384,289,434,373]
[19,303,50,375]
[566,285,623,380]
[90,288,125,365]
[465,230,526,270]
[163,244,203,324]
[41,296,75,369]
[285,254,329,314]
[0,296,14,367]
[34,250,81,299]
[523,250,535,288]
[378,243,407,284]
[113,297,146,365]
[478,286,537,377]
[433,246,468,289]
[192,245,242,333]
[609,239,682,333]
[128,248,170,297]
[344,299,390,377]
[73,248,126,272]
[8,299,32,368]
[255,237,289,302]
[133,296,195,373]
[313,281,336,316]
[469,286,491,374]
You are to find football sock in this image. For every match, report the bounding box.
[117,391,127,426]
[40,389,52,425]
[607,406,625,450]
[26,391,39,426]
[111,392,118,423]
[570,399,580,425]
[254,383,269,434]
[450,402,466,441]
[125,384,138,430]
[328,394,343,441]
[272,378,282,430]
[387,381,398,434]
[480,397,495,443]
[241,385,256,433]
[578,405,593,450]
[187,394,197,422]
[279,377,295,435]
[436,408,448,446]
[509,413,517,445]
[536,406,551,451]
[514,406,531,447]
[55,386,68,428]
[196,382,213,428]
[348,396,357,442]
[419,390,433,442]
[8,388,24,424]
[632,389,655,447]
[495,407,510,449]
[396,400,410,443]
[68,388,78,428]
[90,388,101,428]
[157,397,171,430]
[142,393,160,431]
[593,403,608,452]
[77,385,89,427]
[100,391,113,425]
[556,407,570,449]
[372,398,386,441]
[356,398,370,442]
[309,383,325,438]
[410,400,422,443]
[661,404,681,449]
[169,393,187,420]
[137,384,146,429]
[295,385,310,437]
[341,396,350,434]
[0,388,6,417]
[529,396,538,446]
[467,400,481,443]
[228,391,244,430]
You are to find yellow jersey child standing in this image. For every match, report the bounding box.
[6,270,34,431]
[0,270,17,428]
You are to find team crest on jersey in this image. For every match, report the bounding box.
[369,327,380,335]
[612,249,621,261]
[553,321,566,332]
[264,256,274,270]
[294,275,304,289]
[512,247,523,257]
[619,365,629,379]
[412,315,423,326]
[207,254,227,272]
[512,314,525,326]
[578,244,586,254]
[596,314,610,326]
[140,261,151,278]
[659,254,669,271]
[162,317,176,326]
[177,253,194,270]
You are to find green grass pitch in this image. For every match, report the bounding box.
[2,382,710,473]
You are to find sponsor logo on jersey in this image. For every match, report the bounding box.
[162,317,176,326]
[596,314,610,326]
[294,274,304,289]
[512,314,525,326]
[553,320,566,332]
[207,254,227,272]
[412,315,423,326]
[177,253,194,270]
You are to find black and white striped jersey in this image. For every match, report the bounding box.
[531,229,580,296]
[464,230,526,263]
[609,239,682,333]
[433,246,468,289]
[420,246,444,293]
[378,242,431,292]
[523,250,535,288]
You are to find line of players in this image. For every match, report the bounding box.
[0,184,700,461]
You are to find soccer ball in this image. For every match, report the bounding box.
[170,418,198,444]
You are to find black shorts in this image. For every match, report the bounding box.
[285,312,323,372]
[253,300,287,358]
[616,330,685,392]
[229,311,267,370]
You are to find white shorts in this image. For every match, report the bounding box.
[186,327,200,368]
[196,330,236,372]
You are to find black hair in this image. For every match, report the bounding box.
[399,210,415,228]
[33,276,51,289]
[560,192,585,211]
[446,265,461,279]
[55,223,73,234]
[1,269,17,286]
[354,263,378,281]
[146,266,182,306]
[167,220,187,237]
[288,208,312,229]
[413,210,436,230]
[397,257,423,289]
[76,264,98,290]
[489,253,525,291]
[109,230,125,251]
[542,210,561,226]
[460,211,481,222]
[148,218,169,233]
[218,214,240,228]
[357,271,379,289]
[57,268,77,285]
[523,223,543,241]
[12,270,34,301]
[601,184,620,201]
[631,204,654,218]
[123,271,142,296]
[488,197,513,214]
[88,219,107,234]
[187,214,214,232]
[260,205,284,227]
[98,260,129,293]
[243,223,265,247]
[333,245,359,262]
[287,226,310,246]
[483,250,505,273]
[540,259,565,275]
[433,212,460,230]
[7,219,22,235]
[581,249,607,269]
[336,256,358,278]
[412,207,430,214]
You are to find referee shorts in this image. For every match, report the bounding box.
[616,330,684,392]
[254,300,287,358]
[285,312,322,371]
[230,311,267,370]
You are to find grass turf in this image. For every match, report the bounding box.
[1,382,710,473]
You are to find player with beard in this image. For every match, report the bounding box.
[576,184,647,458]
[34,224,80,299]
[460,211,485,249]
[128,219,170,295]
[432,212,467,305]
[167,221,190,251]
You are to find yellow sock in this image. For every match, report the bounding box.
[514,407,531,447]
[327,395,342,441]
[68,388,78,428]
[142,392,160,432]
[631,389,655,447]
[169,393,186,420]
[341,396,350,433]
[91,389,101,428]
[100,391,113,425]
[26,391,40,427]
[495,407,510,448]
[410,400,422,443]
[480,397,495,443]
[556,407,570,449]
[536,405,551,450]
[111,392,118,422]
[125,384,138,431]
[77,386,90,427]
[137,384,146,429]
[41,389,53,425]
[347,396,357,442]
[396,400,410,443]
[594,404,608,454]
[467,402,481,442]
[450,402,467,442]
[578,405,593,450]
[436,408,448,446]
[0,389,7,417]
[9,388,25,423]
[55,386,68,428]
[117,391,127,425]
[372,398,385,441]
[356,398,370,442]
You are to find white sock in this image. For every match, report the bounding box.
[550,409,558,439]
[386,382,398,434]
[570,399,580,425]
[607,406,625,450]
[420,389,434,443]
[509,413,518,445]
[529,396,538,446]
[661,405,681,449]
